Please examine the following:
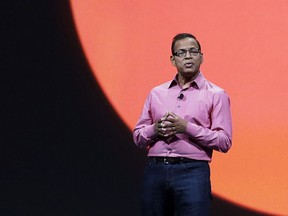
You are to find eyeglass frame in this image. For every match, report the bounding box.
[173,48,202,58]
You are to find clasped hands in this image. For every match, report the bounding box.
[154,111,188,138]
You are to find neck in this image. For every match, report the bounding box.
[177,71,199,87]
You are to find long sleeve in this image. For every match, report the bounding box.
[133,93,157,148]
[185,91,232,152]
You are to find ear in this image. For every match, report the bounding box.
[200,53,204,64]
[170,55,176,66]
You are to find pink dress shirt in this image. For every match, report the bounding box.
[133,72,232,162]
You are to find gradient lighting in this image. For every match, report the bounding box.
[70,1,288,215]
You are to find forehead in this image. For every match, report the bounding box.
[174,37,199,50]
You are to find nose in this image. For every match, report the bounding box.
[184,50,193,58]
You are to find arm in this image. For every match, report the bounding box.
[189,91,232,152]
[133,94,172,148]
[133,93,157,148]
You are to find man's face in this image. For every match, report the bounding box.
[170,37,203,79]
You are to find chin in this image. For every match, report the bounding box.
[183,70,198,76]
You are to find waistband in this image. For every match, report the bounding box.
[148,157,207,164]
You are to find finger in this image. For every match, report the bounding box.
[157,119,163,124]
[163,111,170,118]
[171,126,177,133]
[166,116,176,123]
[167,111,177,117]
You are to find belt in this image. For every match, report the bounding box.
[148,157,202,164]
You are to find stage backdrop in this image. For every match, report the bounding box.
[70,1,288,215]
[2,1,287,215]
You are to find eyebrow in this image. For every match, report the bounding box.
[176,47,199,52]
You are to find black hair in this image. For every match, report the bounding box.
[171,33,202,55]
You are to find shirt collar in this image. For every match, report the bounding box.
[168,72,205,89]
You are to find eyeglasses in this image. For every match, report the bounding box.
[173,48,202,58]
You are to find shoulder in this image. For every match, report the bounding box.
[196,72,227,95]
[201,79,231,105]
[144,80,172,103]
[203,79,223,92]
[150,80,172,93]
[202,79,228,95]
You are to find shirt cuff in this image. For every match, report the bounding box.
[185,122,200,136]
[145,124,157,139]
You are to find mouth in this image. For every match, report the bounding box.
[184,62,194,68]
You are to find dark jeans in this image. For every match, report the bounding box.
[140,158,211,216]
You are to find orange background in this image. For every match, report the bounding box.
[70,1,288,215]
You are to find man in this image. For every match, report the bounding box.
[133,33,232,216]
